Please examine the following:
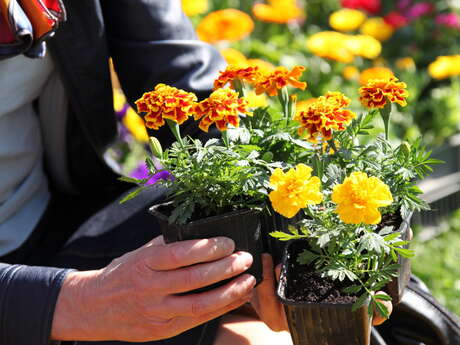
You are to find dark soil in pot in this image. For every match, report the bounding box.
[150,202,264,290]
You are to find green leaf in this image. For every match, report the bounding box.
[352,293,369,312]
[342,285,362,294]
[374,294,392,301]
[297,249,319,265]
[118,186,148,204]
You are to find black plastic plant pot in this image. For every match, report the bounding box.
[150,202,264,286]
[277,240,372,345]
[260,209,304,265]
[385,212,413,304]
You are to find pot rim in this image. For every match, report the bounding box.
[149,201,261,226]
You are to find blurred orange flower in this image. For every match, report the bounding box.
[343,65,360,80]
[359,67,394,85]
[219,48,248,67]
[254,66,306,96]
[194,88,252,132]
[252,0,305,24]
[181,0,208,16]
[247,59,275,74]
[307,31,355,63]
[197,9,254,43]
[214,66,260,90]
[135,84,197,130]
[294,92,356,142]
[359,77,408,108]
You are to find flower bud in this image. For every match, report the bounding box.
[149,136,163,158]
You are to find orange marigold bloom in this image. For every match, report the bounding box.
[196,9,254,44]
[194,88,253,132]
[252,0,305,24]
[254,66,307,96]
[359,67,394,85]
[359,77,409,109]
[214,66,260,90]
[294,92,356,142]
[135,84,197,130]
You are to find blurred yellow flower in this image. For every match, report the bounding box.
[428,55,460,79]
[220,48,248,67]
[343,65,360,80]
[360,17,394,42]
[247,59,275,74]
[332,172,393,225]
[346,35,381,59]
[135,84,197,130]
[255,65,307,96]
[194,88,252,132]
[181,0,208,16]
[359,67,394,85]
[245,90,268,108]
[359,77,408,108]
[396,57,416,71]
[329,9,366,32]
[269,164,323,218]
[252,0,305,24]
[113,88,127,113]
[307,31,355,63]
[197,9,254,43]
[123,108,149,143]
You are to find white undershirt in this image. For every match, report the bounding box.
[0,54,53,255]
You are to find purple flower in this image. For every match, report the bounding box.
[406,2,435,20]
[115,103,130,120]
[436,13,460,30]
[397,0,413,11]
[130,163,174,186]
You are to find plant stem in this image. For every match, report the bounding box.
[222,130,230,148]
[277,87,290,126]
[379,103,392,141]
[166,119,184,148]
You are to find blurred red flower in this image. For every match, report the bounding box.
[384,11,408,29]
[341,0,381,15]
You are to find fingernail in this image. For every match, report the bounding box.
[215,237,235,252]
[244,274,256,289]
[237,252,253,269]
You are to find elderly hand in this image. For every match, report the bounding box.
[250,253,393,332]
[51,235,256,342]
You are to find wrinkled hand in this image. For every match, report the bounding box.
[51,236,256,342]
[250,254,393,331]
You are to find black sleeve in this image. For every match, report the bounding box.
[101,0,226,145]
[0,264,73,345]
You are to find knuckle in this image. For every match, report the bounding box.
[190,298,207,316]
[167,244,183,267]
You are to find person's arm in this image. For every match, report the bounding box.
[0,264,72,345]
[101,0,226,146]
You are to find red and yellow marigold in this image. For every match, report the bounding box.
[194,88,252,132]
[359,77,408,108]
[294,92,356,142]
[214,66,260,90]
[135,84,197,130]
[359,66,394,85]
[332,172,393,225]
[254,66,307,96]
[269,164,323,218]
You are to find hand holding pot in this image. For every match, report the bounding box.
[51,235,256,342]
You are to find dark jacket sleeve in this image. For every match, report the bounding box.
[101,0,226,145]
[0,264,72,345]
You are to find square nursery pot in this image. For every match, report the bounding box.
[277,240,372,345]
[384,211,413,305]
[260,209,304,265]
[150,202,264,287]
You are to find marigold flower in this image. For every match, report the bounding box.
[252,0,305,24]
[307,31,355,63]
[123,108,149,143]
[181,0,208,16]
[359,77,409,108]
[343,65,360,80]
[245,90,268,108]
[332,172,393,225]
[428,55,460,79]
[294,92,356,142]
[269,164,323,218]
[220,48,248,67]
[247,59,275,74]
[346,35,382,59]
[254,66,306,96]
[396,57,416,71]
[214,66,260,90]
[359,67,394,85]
[360,17,394,41]
[329,9,367,32]
[196,9,254,44]
[135,84,197,130]
[194,88,252,132]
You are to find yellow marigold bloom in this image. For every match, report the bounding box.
[247,59,275,74]
[428,55,460,79]
[329,9,366,32]
[359,77,409,108]
[194,88,252,132]
[196,9,254,44]
[345,35,381,59]
[332,172,393,225]
[181,0,208,16]
[214,66,260,90]
[245,90,268,108]
[396,57,416,71]
[307,31,355,63]
[220,48,248,67]
[252,0,305,24]
[135,84,197,130]
[360,17,394,42]
[359,67,394,85]
[269,164,323,218]
[254,66,307,96]
[296,98,318,114]
[343,65,360,80]
[294,92,356,142]
[123,108,149,143]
